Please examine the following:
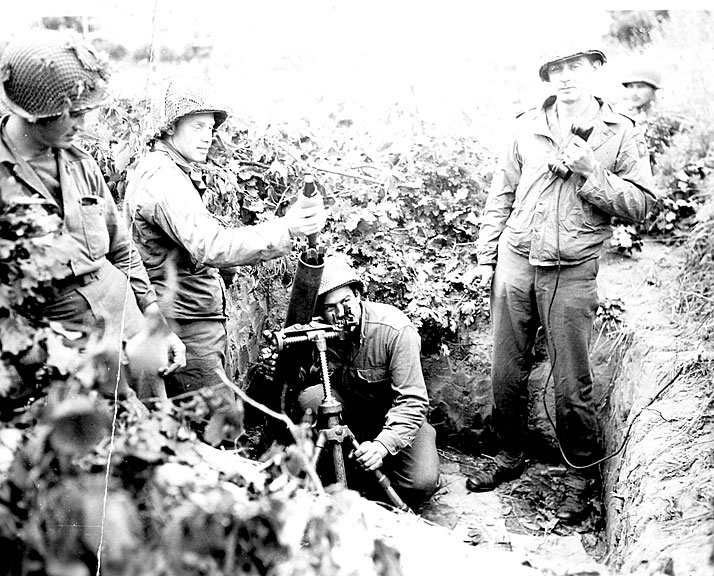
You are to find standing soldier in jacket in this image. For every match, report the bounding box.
[468,46,656,523]
[0,30,185,394]
[124,76,326,407]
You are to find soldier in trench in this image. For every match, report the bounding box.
[123,76,326,421]
[468,44,657,523]
[294,256,440,510]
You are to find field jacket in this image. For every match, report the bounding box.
[124,141,292,321]
[325,300,429,455]
[0,115,157,313]
[476,97,657,267]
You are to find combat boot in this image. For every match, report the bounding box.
[556,469,595,524]
[465,453,525,492]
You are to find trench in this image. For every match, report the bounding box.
[419,243,714,575]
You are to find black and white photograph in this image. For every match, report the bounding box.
[0,2,712,575]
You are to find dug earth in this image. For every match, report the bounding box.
[421,241,714,575]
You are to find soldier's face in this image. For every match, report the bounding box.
[32,111,87,149]
[169,112,215,163]
[547,55,600,104]
[624,82,657,111]
[322,286,361,329]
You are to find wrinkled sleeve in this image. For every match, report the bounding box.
[92,164,158,312]
[475,135,522,266]
[143,167,292,267]
[577,124,657,223]
[374,324,429,455]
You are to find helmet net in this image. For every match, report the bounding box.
[0,30,109,120]
[150,76,227,137]
[318,256,363,297]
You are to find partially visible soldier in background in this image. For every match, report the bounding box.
[618,59,686,166]
[621,61,662,120]
[0,30,185,400]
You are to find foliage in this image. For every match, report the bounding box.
[677,217,714,339]
[595,297,626,334]
[609,224,643,256]
[0,364,399,575]
[609,104,713,251]
[0,201,82,410]
[39,16,100,34]
[645,123,713,240]
[607,11,670,48]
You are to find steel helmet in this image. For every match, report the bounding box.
[621,63,661,90]
[150,75,228,138]
[0,30,109,121]
[539,48,607,82]
[317,256,364,297]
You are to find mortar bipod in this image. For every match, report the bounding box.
[310,331,410,512]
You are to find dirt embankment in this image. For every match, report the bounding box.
[598,242,714,576]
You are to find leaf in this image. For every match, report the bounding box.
[114,140,132,173]
[0,316,34,355]
[45,333,81,375]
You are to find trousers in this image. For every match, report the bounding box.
[165,319,232,401]
[490,240,602,467]
[297,384,440,507]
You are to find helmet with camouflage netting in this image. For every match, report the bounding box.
[317,256,364,298]
[0,29,109,121]
[150,75,228,138]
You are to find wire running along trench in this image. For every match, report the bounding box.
[96,1,159,572]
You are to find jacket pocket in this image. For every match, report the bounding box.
[79,196,110,259]
[348,367,392,419]
[356,367,389,384]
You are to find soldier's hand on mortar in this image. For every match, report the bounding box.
[255,346,278,383]
[563,136,597,179]
[284,195,327,237]
[351,440,389,471]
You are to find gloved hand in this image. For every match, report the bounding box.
[254,345,278,383]
[125,304,186,399]
[284,193,327,238]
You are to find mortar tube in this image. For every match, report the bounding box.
[284,252,325,328]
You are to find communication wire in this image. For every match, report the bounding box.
[95,2,160,573]
[543,178,682,472]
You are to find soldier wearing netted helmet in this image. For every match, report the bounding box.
[294,256,439,509]
[0,29,185,394]
[468,42,657,522]
[124,75,326,413]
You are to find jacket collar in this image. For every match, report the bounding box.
[532,96,622,149]
[0,114,54,202]
[153,139,207,194]
[0,114,88,203]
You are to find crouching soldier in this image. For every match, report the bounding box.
[296,256,440,509]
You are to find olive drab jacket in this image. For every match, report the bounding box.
[320,300,430,456]
[124,140,292,322]
[476,97,657,267]
[0,115,158,313]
